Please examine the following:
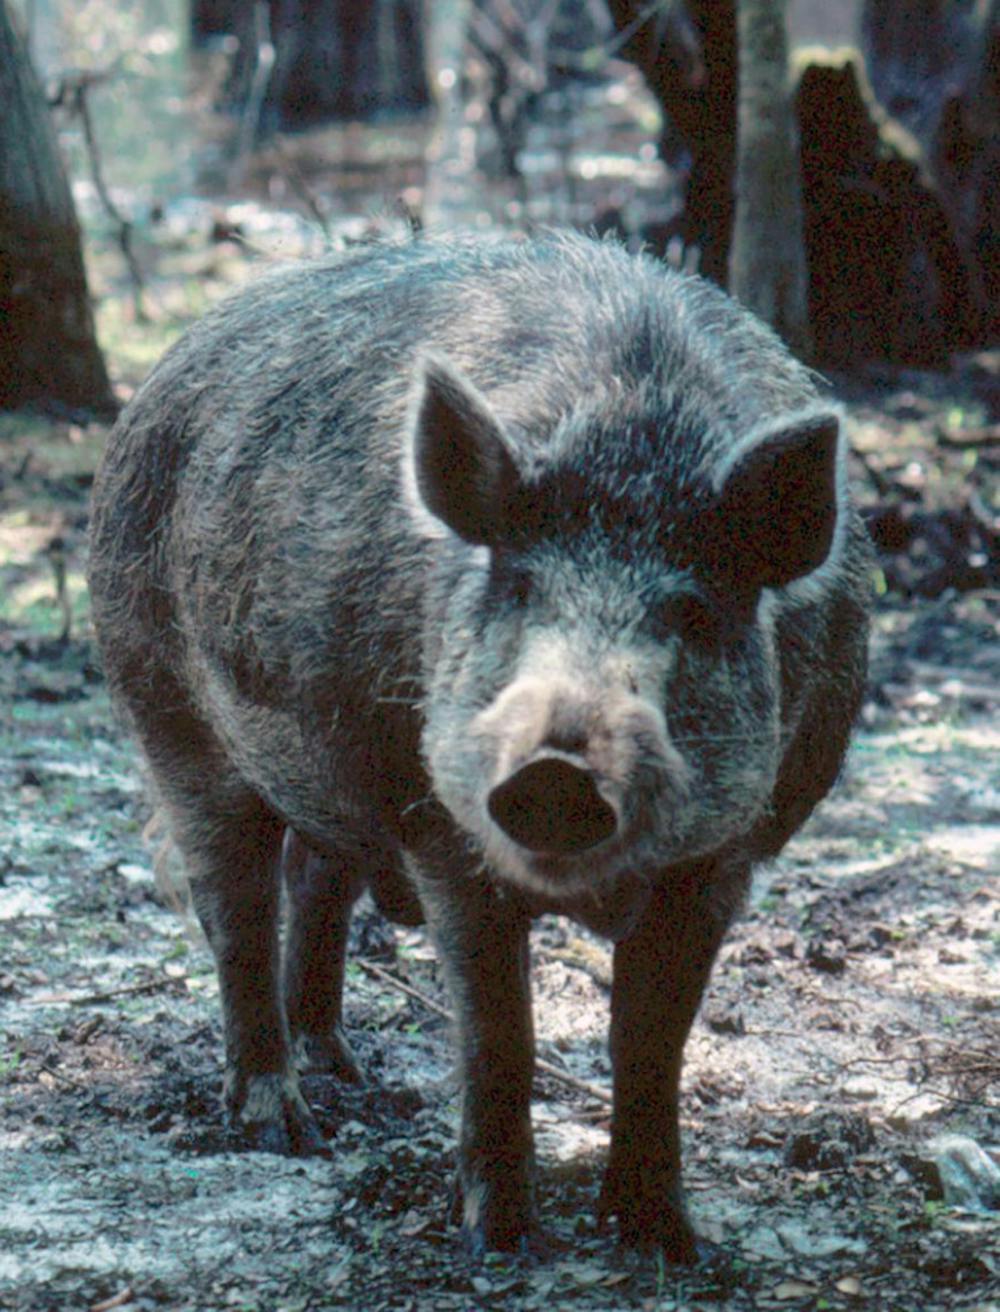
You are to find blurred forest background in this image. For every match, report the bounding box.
[1,5,999,1311]
[1,0,998,607]
[3,1,999,378]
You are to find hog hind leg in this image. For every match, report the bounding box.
[139,703,329,1157]
[280,829,365,1084]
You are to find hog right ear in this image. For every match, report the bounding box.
[409,355,519,545]
[711,407,845,588]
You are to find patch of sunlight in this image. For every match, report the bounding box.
[95,298,185,377]
[1,575,61,625]
[924,825,1000,870]
[0,518,53,565]
[38,759,116,782]
[953,724,1000,753]
[4,563,86,613]
[864,720,1000,764]
[534,1101,608,1165]
[575,154,665,183]
[0,881,55,920]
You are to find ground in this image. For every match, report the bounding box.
[1,259,998,1312]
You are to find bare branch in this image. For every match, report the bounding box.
[357,957,613,1105]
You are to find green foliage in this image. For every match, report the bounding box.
[0,1044,23,1080]
[923,1199,949,1226]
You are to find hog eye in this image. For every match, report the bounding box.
[656,594,725,646]
[508,570,533,607]
[486,552,533,611]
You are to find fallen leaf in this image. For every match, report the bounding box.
[90,1290,134,1312]
[772,1280,819,1300]
[836,1275,864,1295]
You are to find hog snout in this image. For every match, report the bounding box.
[470,664,690,871]
[487,753,619,854]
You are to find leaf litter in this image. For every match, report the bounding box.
[1,368,999,1311]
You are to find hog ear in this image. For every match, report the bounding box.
[712,409,844,588]
[409,355,519,545]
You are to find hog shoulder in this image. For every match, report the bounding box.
[89,231,869,859]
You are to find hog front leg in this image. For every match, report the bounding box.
[413,861,536,1256]
[600,859,748,1261]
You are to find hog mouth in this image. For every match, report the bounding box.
[486,755,619,857]
[476,756,742,901]
[472,730,699,896]
[488,823,656,903]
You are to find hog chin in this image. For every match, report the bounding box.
[471,773,775,899]
[480,824,626,898]
[471,791,666,898]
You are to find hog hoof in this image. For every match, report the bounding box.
[597,1168,702,1264]
[461,1218,548,1263]
[227,1071,332,1157]
[452,1174,541,1259]
[292,1026,362,1083]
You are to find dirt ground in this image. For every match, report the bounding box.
[2,331,999,1311]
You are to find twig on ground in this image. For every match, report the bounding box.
[29,978,183,1007]
[937,423,1000,448]
[357,957,613,1105]
[90,1286,135,1312]
[38,1061,85,1089]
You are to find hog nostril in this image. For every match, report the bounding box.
[543,721,589,757]
[487,757,617,855]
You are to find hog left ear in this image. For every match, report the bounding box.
[712,408,844,588]
[410,354,519,545]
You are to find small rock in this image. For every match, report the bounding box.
[805,937,847,974]
[740,941,773,966]
[704,1003,746,1036]
[784,1111,875,1170]
[836,1275,864,1296]
[812,1010,846,1031]
[843,1077,880,1102]
[931,1135,1000,1210]
[937,947,967,964]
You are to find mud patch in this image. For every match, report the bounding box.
[2,402,999,1310]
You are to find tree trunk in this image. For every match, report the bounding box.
[861,0,962,141]
[0,0,115,420]
[728,0,811,358]
[795,52,975,365]
[606,0,737,284]
[423,0,476,229]
[611,0,987,363]
[193,0,430,133]
[865,0,1000,342]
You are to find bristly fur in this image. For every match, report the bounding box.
[88,228,872,1257]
